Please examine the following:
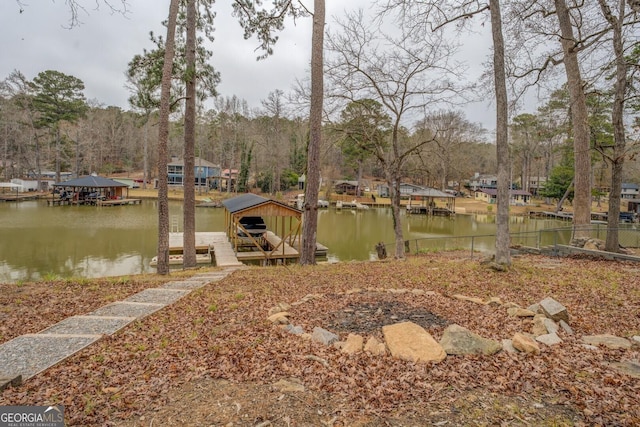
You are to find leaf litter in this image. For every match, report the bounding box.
[0,253,639,426]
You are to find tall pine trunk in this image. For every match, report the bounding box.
[300,0,325,265]
[156,0,179,275]
[182,0,197,268]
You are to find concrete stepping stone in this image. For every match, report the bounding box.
[88,301,165,319]
[124,288,190,305]
[0,334,100,379]
[40,315,135,336]
[160,280,208,290]
[193,272,230,279]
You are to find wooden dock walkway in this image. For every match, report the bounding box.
[167,232,242,267]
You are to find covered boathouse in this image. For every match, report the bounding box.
[222,193,327,265]
[50,175,141,206]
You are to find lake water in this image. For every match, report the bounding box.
[0,200,567,282]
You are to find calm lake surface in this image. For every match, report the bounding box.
[0,200,567,283]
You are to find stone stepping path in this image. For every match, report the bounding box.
[0,267,241,389]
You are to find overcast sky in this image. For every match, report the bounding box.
[1,1,497,131]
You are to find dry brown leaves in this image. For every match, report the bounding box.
[0,276,174,344]
[1,254,639,426]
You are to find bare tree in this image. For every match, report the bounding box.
[381,0,512,265]
[326,10,463,259]
[414,111,485,191]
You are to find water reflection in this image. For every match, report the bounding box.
[0,200,568,282]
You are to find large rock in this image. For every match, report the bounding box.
[311,327,340,346]
[582,334,632,350]
[364,336,387,356]
[531,316,549,336]
[532,316,559,336]
[268,302,291,316]
[439,324,502,356]
[507,307,536,317]
[535,333,562,346]
[512,332,540,354]
[543,318,559,334]
[539,297,569,323]
[559,320,574,335]
[341,334,364,355]
[267,312,291,325]
[382,322,446,363]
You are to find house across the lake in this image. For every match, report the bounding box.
[166,157,221,189]
[621,183,639,199]
[475,188,532,205]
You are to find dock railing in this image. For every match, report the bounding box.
[387,225,640,260]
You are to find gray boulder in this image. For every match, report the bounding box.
[439,324,502,356]
[539,297,569,323]
[311,327,339,346]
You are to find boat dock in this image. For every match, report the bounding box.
[406,206,455,216]
[158,232,243,267]
[152,231,328,268]
[47,198,142,206]
[98,198,142,206]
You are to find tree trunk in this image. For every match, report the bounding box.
[556,177,574,213]
[490,0,511,266]
[156,0,180,275]
[599,0,627,252]
[182,0,197,268]
[300,0,325,265]
[143,115,149,189]
[55,127,61,183]
[554,0,591,239]
[389,169,405,259]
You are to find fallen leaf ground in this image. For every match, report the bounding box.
[1,253,639,426]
